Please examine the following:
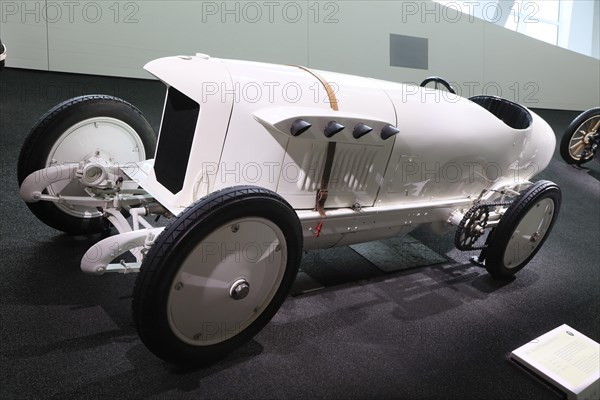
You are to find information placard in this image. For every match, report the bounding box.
[511,324,599,400]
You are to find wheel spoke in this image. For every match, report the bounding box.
[569,134,584,144]
[570,141,585,154]
[569,139,583,150]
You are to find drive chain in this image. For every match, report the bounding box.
[454,201,512,251]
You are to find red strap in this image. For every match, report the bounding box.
[314,220,324,238]
[315,142,337,217]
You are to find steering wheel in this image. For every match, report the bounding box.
[420,77,456,94]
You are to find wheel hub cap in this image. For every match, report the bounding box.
[230,279,250,300]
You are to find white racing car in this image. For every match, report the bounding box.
[18,54,561,365]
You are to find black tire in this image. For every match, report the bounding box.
[17,95,156,234]
[132,186,303,365]
[484,181,561,280]
[560,107,600,164]
[0,38,5,70]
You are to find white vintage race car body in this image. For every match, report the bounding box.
[18,54,560,364]
[140,55,551,212]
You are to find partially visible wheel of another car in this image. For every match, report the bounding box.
[0,38,6,70]
[484,181,561,280]
[17,95,156,234]
[560,107,600,165]
[133,186,303,366]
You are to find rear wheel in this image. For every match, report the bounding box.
[17,95,156,234]
[132,186,303,365]
[560,107,600,164]
[484,181,561,280]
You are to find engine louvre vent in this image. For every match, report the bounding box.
[296,144,378,194]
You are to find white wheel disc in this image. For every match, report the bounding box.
[167,217,287,346]
[503,198,555,268]
[45,117,146,219]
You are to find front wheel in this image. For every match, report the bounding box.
[484,181,561,280]
[560,107,600,164]
[132,186,303,365]
[17,95,156,234]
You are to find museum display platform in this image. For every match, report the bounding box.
[1,68,598,400]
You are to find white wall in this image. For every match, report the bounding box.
[591,0,600,59]
[0,0,48,69]
[1,0,598,110]
[568,0,596,59]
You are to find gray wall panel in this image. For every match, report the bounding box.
[390,34,428,70]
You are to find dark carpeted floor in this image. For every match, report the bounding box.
[1,68,598,400]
